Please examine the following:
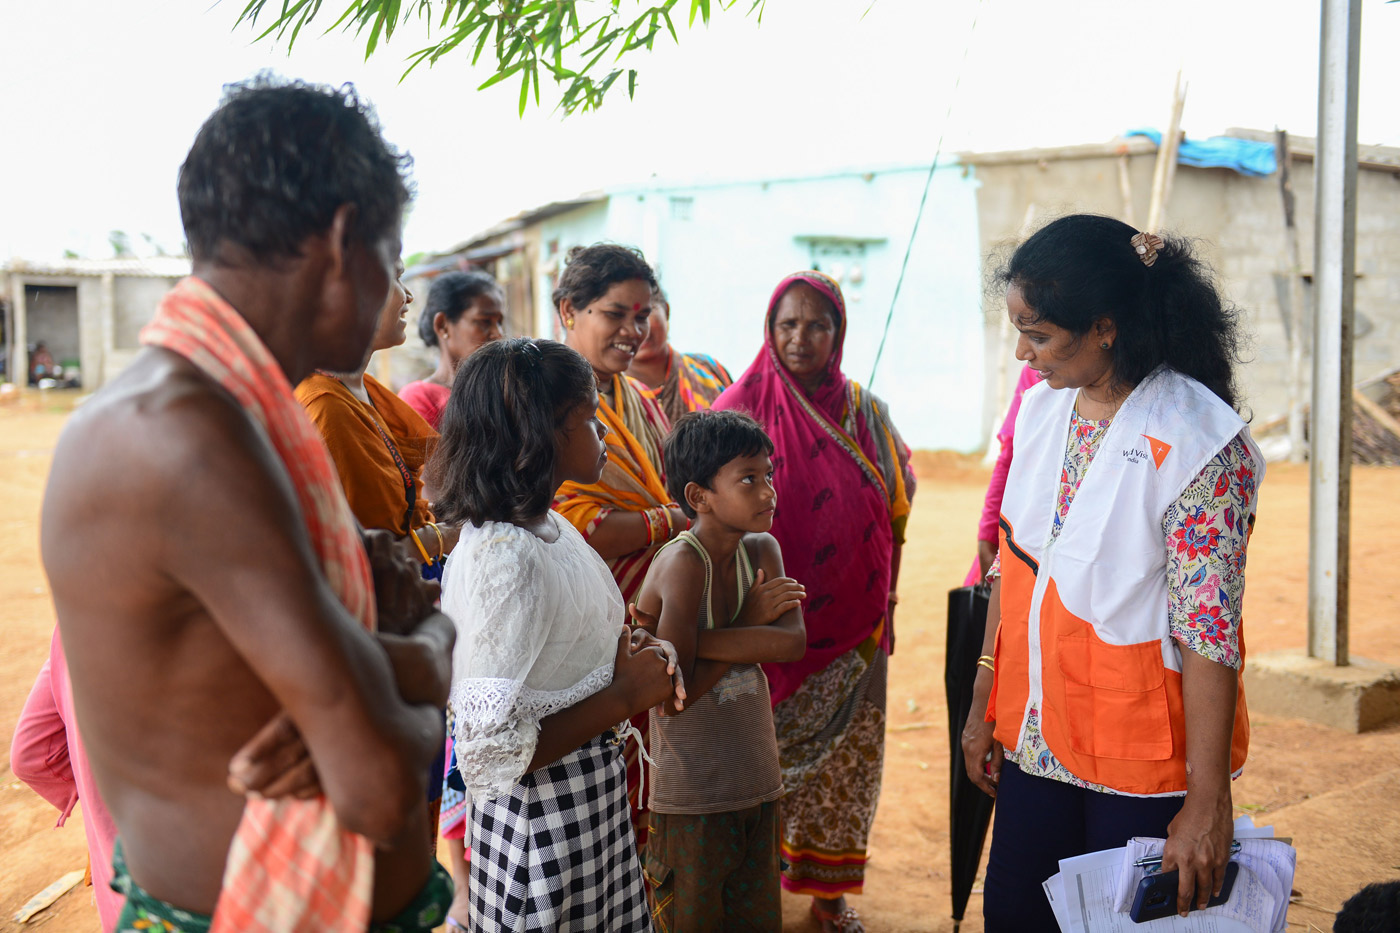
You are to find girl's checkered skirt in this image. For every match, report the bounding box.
[469,730,654,932]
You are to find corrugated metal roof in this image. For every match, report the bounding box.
[439,194,608,256]
[405,241,523,280]
[2,256,192,278]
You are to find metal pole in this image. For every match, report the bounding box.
[1308,0,1361,665]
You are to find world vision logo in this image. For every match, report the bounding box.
[1141,434,1172,470]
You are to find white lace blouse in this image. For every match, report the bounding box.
[443,511,624,803]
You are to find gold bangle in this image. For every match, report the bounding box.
[427,521,446,560]
[977,658,995,673]
[408,527,433,565]
[661,506,677,542]
[977,655,995,664]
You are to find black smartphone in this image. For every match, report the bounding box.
[1129,861,1239,923]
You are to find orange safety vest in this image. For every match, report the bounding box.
[990,367,1261,796]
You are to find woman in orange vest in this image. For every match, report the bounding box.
[961,215,1263,931]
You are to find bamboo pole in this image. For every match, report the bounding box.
[1354,390,1400,443]
[1117,153,1137,228]
[983,203,1038,465]
[1146,71,1187,233]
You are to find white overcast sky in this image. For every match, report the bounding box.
[2,0,1396,261]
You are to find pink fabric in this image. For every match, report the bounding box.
[11,629,122,929]
[964,365,1041,586]
[398,380,450,431]
[713,271,895,706]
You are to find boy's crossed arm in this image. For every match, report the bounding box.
[631,534,805,715]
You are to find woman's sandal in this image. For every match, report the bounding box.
[810,900,865,933]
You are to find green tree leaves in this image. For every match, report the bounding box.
[233,0,766,116]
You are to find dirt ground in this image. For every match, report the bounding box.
[2,395,1398,932]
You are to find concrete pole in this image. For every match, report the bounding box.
[10,275,27,388]
[1308,0,1361,666]
[100,272,116,389]
[1,288,11,384]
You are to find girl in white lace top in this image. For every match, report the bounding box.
[428,338,681,931]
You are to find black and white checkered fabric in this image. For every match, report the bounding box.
[469,732,654,932]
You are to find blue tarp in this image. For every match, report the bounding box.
[1126,129,1277,177]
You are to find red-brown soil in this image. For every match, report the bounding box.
[2,400,1396,931]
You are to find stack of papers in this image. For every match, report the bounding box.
[1041,816,1297,932]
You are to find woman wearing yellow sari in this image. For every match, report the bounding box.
[552,243,688,846]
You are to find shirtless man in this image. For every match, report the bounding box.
[40,77,452,929]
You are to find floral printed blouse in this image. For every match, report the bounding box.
[991,410,1260,794]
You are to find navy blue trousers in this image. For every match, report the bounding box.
[983,762,1185,932]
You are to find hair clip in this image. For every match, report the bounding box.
[520,340,543,367]
[1130,232,1165,268]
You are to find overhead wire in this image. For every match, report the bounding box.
[868,0,984,387]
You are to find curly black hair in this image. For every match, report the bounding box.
[551,243,657,314]
[995,214,1243,410]
[1335,880,1400,933]
[179,72,413,265]
[428,338,596,526]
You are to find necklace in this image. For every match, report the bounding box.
[1074,388,1122,423]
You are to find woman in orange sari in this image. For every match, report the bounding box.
[296,262,455,567]
[552,244,689,847]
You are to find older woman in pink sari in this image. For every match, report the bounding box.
[713,271,914,933]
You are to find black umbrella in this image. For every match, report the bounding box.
[945,583,996,930]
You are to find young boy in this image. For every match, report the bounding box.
[633,409,807,932]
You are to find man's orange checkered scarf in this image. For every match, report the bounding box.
[141,277,376,932]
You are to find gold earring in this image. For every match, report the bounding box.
[566,318,575,330]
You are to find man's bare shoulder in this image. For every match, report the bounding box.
[52,347,270,495]
[42,345,303,592]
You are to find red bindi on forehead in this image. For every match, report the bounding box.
[632,302,643,311]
